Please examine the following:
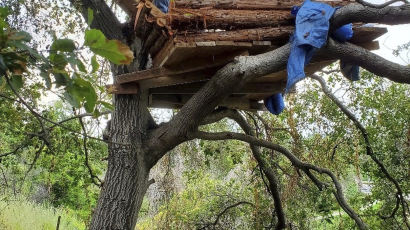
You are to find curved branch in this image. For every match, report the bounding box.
[310,74,409,227]
[228,110,287,229]
[188,131,368,230]
[326,38,410,84]
[0,145,24,158]
[355,0,408,9]
[198,201,254,230]
[331,3,410,27]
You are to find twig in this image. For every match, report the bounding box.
[198,201,254,230]
[78,115,102,187]
[56,215,61,230]
[0,145,24,158]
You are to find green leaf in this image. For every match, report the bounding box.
[51,39,76,52]
[9,75,23,90]
[53,71,70,87]
[66,77,97,112]
[77,59,86,72]
[97,101,114,111]
[9,31,32,42]
[49,53,68,69]
[84,29,133,65]
[63,91,81,108]
[87,8,94,26]
[91,55,99,73]
[40,71,52,89]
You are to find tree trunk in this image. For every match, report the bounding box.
[90,93,151,230]
[90,38,154,229]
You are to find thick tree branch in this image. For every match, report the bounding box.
[69,0,124,40]
[188,131,368,229]
[331,3,410,27]
[310,74,409,227]
[326,39,410,84]
[147,44,291,165]
[356,0,408,9]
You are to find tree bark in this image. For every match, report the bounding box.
[89,32,159,228]
[173,0,351,10]
[174,26,293,43]
[168,8,293,30]
[90,93,152,230]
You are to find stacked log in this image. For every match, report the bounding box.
[167,8,293,30]
[133,0,356,60]
[172,0,354,10]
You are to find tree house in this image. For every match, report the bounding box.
[109,0,387,111]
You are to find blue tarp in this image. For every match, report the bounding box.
[265,0,359,115]
[153,0,170,13]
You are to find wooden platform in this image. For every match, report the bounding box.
[111,0,388,111]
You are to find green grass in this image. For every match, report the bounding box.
[0,196,86,230]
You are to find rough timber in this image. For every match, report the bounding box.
[110,0,387,111]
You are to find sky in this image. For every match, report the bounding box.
[373,24,410,65]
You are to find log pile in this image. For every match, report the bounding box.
[133,0,360,64]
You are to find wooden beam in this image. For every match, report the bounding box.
[117,50,249,84]
[106,82,139,94]
[174,27,294,44]
[150,94,265,111]
[149,81,284,94]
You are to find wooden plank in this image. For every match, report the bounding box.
[150,94,265,111]
[350,27,387,43]
[174,27,294,43]
[195,41,216,47]
[139,68,218,89]
[157,40,257,67]
[106,83,139,94]
[117,50,249,84]
[149,81,285,94]
[152,38,178,67]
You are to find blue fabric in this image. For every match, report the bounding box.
[333,24,360,81]
[266,0,359,115]
[340,61,360,81]
[332,23,353,42]
[264,93,285,115]
[153,0,169,13]
[286,0,335,91]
